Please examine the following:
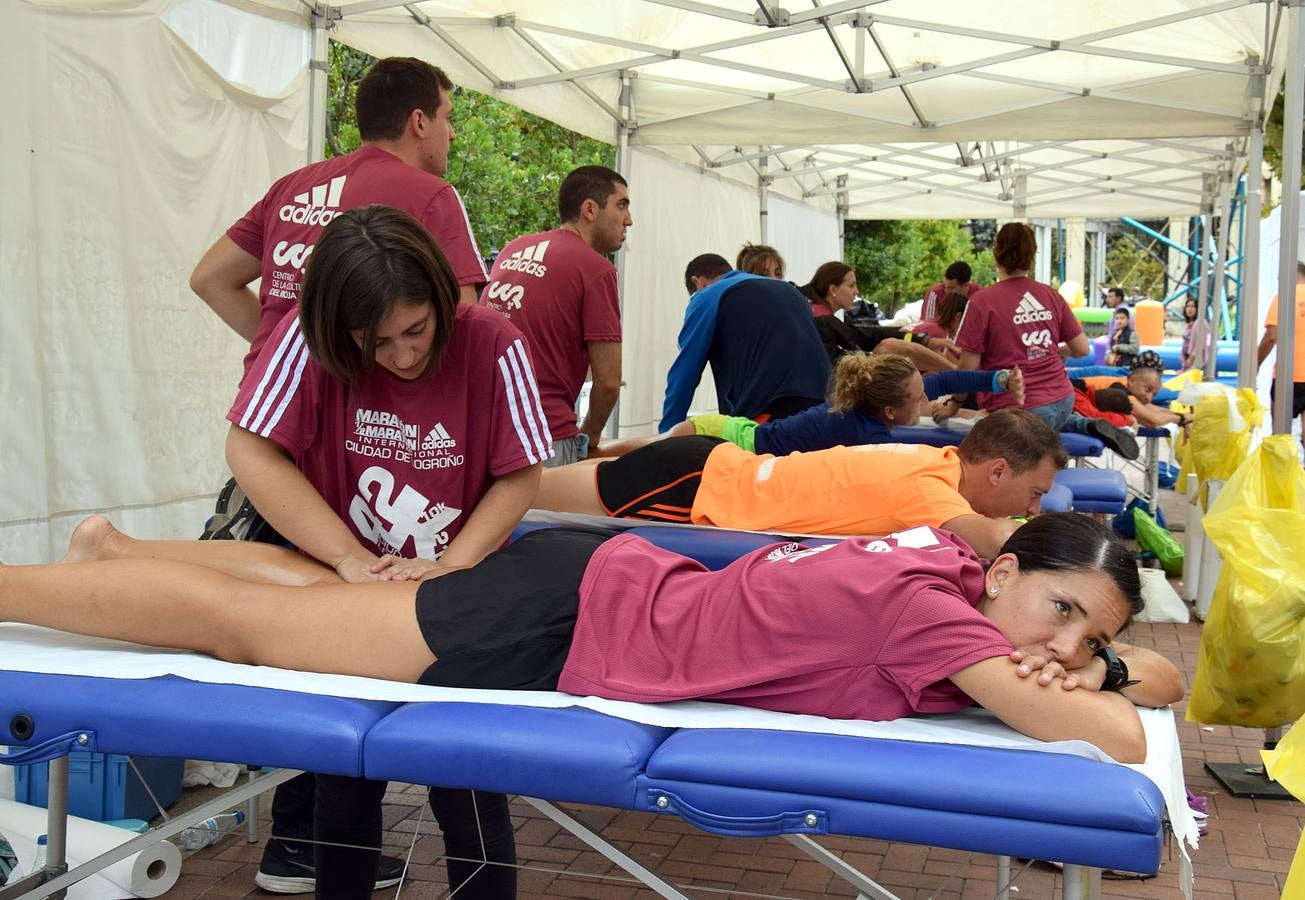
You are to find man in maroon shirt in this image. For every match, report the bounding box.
[482,166,631,463]
[921,260,981,321]
[190,57,488,381]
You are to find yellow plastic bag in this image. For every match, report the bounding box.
[1262,720,1305,898]
[1187,435,1305,728]
[1185,387,1263,485]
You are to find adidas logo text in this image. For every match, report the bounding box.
[279,175,347,225]
[497,240,550,277]
[1011,293,1054,325]
[422,423,458,451]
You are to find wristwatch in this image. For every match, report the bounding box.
[1093,646,1140,692]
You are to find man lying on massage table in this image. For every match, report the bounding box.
[534,407,1064,560]
[6,513,1182,886]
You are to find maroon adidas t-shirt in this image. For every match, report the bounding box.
[227,145,488,380]
[480,229,620,439]
[560,526,1011,720]
[955,277,1081,410]
[227,305,552,560]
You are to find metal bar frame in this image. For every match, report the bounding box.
[1273,0,1303,436]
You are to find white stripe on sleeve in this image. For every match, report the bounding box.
[447,186,488,281]
[239,319,302,430]
[507,338,553,458]
[257,341,311,438]
[497,339,552,463]
[247,329,308,436]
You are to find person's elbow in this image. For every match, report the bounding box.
[591,374,621,396]
[1127,670,1186,709]
[1104,718,1148,764]
[189,260,219,301]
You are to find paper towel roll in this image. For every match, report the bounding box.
[0,798,180,899]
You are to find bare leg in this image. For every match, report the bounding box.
[534,459,607,516]
[585,422,697,459]
[880,338,955,374]
[1,558,432,682]
[62,515,340,587]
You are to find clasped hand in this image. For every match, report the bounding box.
[1009,649,1107,692]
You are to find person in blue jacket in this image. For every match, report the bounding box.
[660,254,830,431]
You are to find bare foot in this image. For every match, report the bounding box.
[62,515,121,564]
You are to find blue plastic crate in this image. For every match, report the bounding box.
[14,752,184,822]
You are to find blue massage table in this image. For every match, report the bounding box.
[893,423,1105,458]
[0,523,1178,900]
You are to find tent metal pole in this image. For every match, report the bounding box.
[612,71,633,440]
[836,174,849,260]
[1207,178,1234,378]
[1196,203,1213,356]
[307,5,332,165]
[1273,0,1303,437]
[1239,74,1265,389]
[758,149,769,243]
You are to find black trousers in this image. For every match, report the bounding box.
[271,772,518,899]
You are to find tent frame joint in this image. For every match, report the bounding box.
[754,4,791,27]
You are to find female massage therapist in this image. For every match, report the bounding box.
[951,223,1140,460]
[227,204,550,899]
[27,515,1183,769]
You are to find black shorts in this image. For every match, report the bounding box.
[594,435,723,522]
[1270,380,1305,418]
[415,526,619,690]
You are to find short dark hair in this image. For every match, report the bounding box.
[993,223,1037,274]
[356,58,453,142]
[1108,287,1126,303]
[944,260,972,283]
[999,513,1143,617]
[684,253,732,295]
[558,166,627,222]
[957,408,1069,472]
[299,205,460,386]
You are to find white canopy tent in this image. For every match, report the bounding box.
[4,0,1301,563]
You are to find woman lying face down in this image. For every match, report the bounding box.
[5,513,1182,763]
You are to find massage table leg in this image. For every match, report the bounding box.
[1061,862,1103,899]
[522,797,688,899]
[1,767,301,900]
[783,834,899,900]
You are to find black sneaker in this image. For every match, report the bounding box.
[1087,419,1140,460]
[254,838,406,894]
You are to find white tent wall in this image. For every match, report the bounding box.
[617,148,759,435]
[2,0,308,563]
[766,192,842,288]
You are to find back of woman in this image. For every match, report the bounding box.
[955,224,1081,413]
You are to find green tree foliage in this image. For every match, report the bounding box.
[843,219,994,313]
[443,89,614,253]
[1265,86,1305,189]
[325,43,613,254]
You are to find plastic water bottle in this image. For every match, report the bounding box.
[178,810,246,851]
[31,835,47,874]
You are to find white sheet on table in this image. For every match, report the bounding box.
[0,623,1197,850]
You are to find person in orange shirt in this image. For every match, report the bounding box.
[533,408,1066,560]
[1257,258,1305,451]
